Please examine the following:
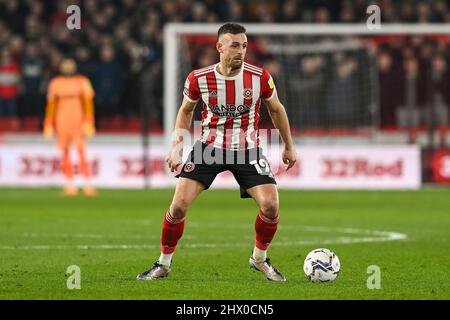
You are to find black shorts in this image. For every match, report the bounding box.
[178,141,277,198]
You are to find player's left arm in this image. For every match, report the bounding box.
[81,77,96,137]
[265,90,297,171]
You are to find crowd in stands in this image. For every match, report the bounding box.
[1,0,450,132]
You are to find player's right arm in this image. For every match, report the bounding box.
[166,71,200,172]
[166,97,197,172]
[43,79,57,139]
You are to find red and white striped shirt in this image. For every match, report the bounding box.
[183,62,276,151]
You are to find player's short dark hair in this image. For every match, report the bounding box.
[217,23,246,37]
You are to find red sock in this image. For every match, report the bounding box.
[160,210,185,254]
[255,210,279,250]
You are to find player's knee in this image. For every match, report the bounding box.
[169,201,189,219]
[259,199,279,218]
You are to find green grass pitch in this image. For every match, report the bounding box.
[0,188,449,300]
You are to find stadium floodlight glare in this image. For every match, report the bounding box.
[164,23,450,148]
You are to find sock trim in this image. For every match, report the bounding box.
[160,244,176,254]
[258,210,279,224]
[165,210,185,224]
[255,240,269,251]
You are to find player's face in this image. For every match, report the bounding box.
[217,33,247,70]
[60,59,77,76]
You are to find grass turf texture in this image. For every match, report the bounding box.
[0,188,449,300]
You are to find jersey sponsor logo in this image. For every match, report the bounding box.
[208,103,251,117]
[243,88,253,98]
[184,162,195,173]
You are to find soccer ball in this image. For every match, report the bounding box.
[303,248,340,282]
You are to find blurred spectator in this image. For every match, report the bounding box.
[47,48,63,73]
[19,42,45,118]
[190,2,208,22]
[434,0,450,22]
[397,57,421,127]
[399,2,416,22]
[140,61,163,128]
[340,0,356,23]
[0,0,25,34]
[417,2,432,23]
[288,54,327,128]
[0,49,20,117]
[254,1,277,23]
[24,15,46,40]
[325,57,359,127]
[378,51,404,127]
[92,45,124,126]
[75,46,96,78]
[278,0,300,22]
[121,55,144,118]
[27,0,46,21]
[308,0,342,22]
[120,0,138,17]
[226,0,244,22]
[424,55,450,126]
[381,0,399,23]
[315,7,332,23]
[9,35,24,60]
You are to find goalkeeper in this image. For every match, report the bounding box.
[43,58,97,196]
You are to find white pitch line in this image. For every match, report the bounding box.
[18,226,405,242]
[21,233,195,240]
[0,227,407,250]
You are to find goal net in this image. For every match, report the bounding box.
[164,24,450,146]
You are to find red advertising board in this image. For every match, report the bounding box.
[431,149,450,183]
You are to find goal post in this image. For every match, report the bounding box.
[164,23,450,148]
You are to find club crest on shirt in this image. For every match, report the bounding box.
[209,90,217,97]
[243,88,253,99]
[184,162,195,172]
